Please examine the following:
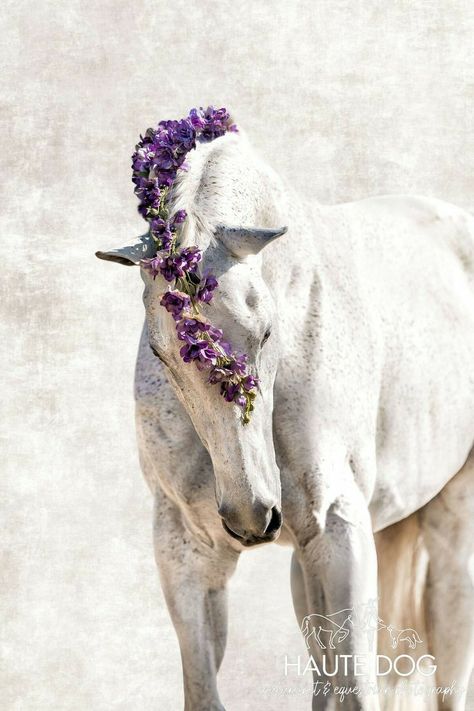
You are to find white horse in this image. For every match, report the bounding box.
[97,128,474,710]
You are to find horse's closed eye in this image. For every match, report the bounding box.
[261,329,272,346]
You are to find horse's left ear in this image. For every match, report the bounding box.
[95,233,155,266]
[216,225,288,258]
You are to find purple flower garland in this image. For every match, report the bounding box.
[132,106,258,424]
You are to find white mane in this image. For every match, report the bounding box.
[167,132,244,250]
[167,130,287,252]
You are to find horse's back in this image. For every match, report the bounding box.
[336,193,474,283]
[322,194,474,526]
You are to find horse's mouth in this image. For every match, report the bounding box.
[221,519,281,547]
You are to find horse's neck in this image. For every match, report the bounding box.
[262,190,324,344]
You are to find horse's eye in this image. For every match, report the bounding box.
[261,329,272,346]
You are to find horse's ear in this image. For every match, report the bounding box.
[95,233,155,266]
[216,225,287,258]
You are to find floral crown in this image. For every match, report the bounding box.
[132,106,258,424]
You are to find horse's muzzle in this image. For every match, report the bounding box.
[220,505,282,547]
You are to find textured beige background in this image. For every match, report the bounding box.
[2,1,474,709]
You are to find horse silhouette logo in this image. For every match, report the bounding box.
[301,609,353,650]
[301,601,424,653]
[385,624,423,649]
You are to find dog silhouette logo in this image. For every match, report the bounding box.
[385,624,423,650]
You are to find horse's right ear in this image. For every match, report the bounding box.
[216,225,287,258]
[95,233,155,266]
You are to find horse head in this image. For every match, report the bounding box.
[97,128,289,546]
[301,616,310,636]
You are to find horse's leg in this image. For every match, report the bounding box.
[291,553,327,656]
[291,556,335,707]
[297,483,380,711]
[419,452,474,711]
[153,491,239,711]
[291,552,309,628]
[316,628,327,651]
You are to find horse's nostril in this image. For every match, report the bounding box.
[265,506,282,536]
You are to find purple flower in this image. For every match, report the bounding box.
[129,107,263,423]
[171,209,187,225]
[216,340,232,356]
[133,179,161,217]
[242,374,258,391]
[219,379,254,410]
[159,255,183,282]
[228,353,248,376]
[150,217,169,234]
[179,246,202,273]
[234,394,247,408]
[176,318,205,342]
[206,324,223,342]
[133,108,236,227]
[208,366,233,383]
[160,291,191,320]
[141,254,165,279]
[153,145,179,171]
[131,142,155,172]
[179,341,218,368]
[162,247,201,281]
[197,274,218,303]
[132,174,153,193]
[173,119,196,152]
[189,106,237,142]
[175,317,223,343]
[144,247,202,282]
[188,108,205,131]
[221,381,240,403]
[155,169,177,188]
[143,127,157,142]
[148,146,179,183]
[150,218,173,249]
[157,118,196,153]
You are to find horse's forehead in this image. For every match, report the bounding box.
[211,272,271,330]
